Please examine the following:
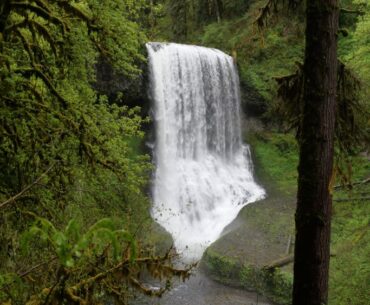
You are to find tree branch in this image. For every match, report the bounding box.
[14,28,35,63]
[58,1,102,32]
[11,2,67,33]
[334,197,370,202]
[264,254,294,270]
[29,19,58,56]
[0,162,56,210]
[15,67,68,108]
[334,178,370,190]
[0,256,57,292]
[33,0,51,13]
[340,8,365,16]
[264,252,337,270]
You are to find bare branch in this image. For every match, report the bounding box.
[29,19,58,56]
[0,257,57,291]
[255,0,304,29]
[4,18,28,33]
[15,67,68,108]
[334,178,370,190]
[264,254,294,270]
[334,197,370,202]
[33,0,52,13]
[340,8,365,16]
[14,28,35,63]
[0,163,56,210]
[255,0,278,29]
[129,276,166,297]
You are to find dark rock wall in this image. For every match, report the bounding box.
[239,78,268,119]
[94,50,268,123]
[94,56,151,117]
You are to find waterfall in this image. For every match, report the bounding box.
[147,42,265,261]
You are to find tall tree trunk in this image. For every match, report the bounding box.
[214,0,223,22]
[170,0,188,41]
[292,1,339,305]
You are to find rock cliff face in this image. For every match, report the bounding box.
[239,78,268,119]
[94,56,150,116]
[94,52,268,121]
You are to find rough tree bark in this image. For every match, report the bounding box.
[293,1,339,305]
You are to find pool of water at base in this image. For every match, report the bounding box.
[131,268,274,305]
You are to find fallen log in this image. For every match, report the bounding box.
[264,252,337,270]
[264,254,294,270]
[334,197,370,202]
[334,178,370,190]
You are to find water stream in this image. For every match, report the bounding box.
[133,269,274,305]
[147,42,265,261]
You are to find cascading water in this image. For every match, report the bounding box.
[147,42,265,261]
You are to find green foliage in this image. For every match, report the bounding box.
[203,247,293,305]
[274,60,368,182]
[161,0,255,42]
[0,0,150,206]
[0,1,187,303]
[196,0,223,23]
[203,132,369,305]
[340,0,370,107]
[0,215,189,304]
[222,0,252,17]
[329,181,370,305]
[21,216,136,268]
[240,265,293,305]
[168,0,189,41]
[252,134,370,305]
[150,1,369,304]
[202,248,241,285]
[251,133,369,305]
[248,131,298,195]
[199,0,304,102]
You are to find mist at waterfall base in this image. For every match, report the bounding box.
[147,42,265,262]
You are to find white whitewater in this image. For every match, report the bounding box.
[147,42,265,261]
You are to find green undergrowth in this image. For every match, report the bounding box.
[202,131,369,305]
[202,131,298,305]
[154,1,305,105]
[203,248,293,305]
[202,248,242,286]
[329,199,370,305]
[329,154,370,305]
[247,131,299,196]
[123,136,173,253]
[248,132,370,305]
[199,1,304,103]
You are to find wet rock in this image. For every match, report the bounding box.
[94,56,150,116]
[240,79,268,118]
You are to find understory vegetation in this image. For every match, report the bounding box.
[0,0,369,304]
[0,1,185,304]
[154,0,369,115]
[203,131,369,305]
[153,2,369,303]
